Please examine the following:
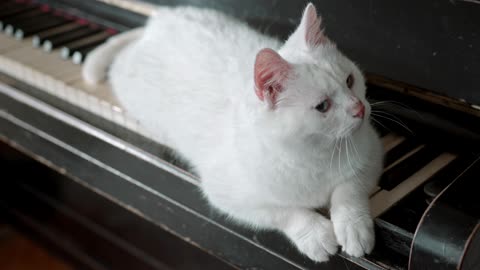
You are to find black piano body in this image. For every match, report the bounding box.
[0,0,479,269]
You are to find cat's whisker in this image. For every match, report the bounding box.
[371,100,423,119]
[371,113,413,134]
[346,138,370,194]
[371,100,396,106]
[345,139,358,183]
[338,137,344,178]
[349,137,361,161]
[330,138,338,173]
[371,100,409,108]
[372,110,404,122]
[371,112,412,134]
[370,117,391,133]
[372,110,412,131]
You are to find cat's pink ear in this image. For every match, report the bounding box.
[298,3,326,47]
[254,48,291,106]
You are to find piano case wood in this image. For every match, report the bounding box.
[1,0,480,269]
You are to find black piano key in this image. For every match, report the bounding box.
[423,155,477,200]
[42,26,102,52]
[378,155,474,232]
[60,31,112,59]
[378,154,477,234]
[0,1,16,13]
[0,4,37,19]
[4,11,51,36]
[15,16,72,40]
[379,146,443,191]
[384,139,421,167]
[0,1,14,7]
[32,22,83,47]
[71,42,103,64]
[0,6,41,29]
[0,4,39,20]
[3,7,47,22]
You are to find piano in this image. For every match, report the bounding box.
[0,0,479,269]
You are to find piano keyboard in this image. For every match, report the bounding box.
[0,0,147,135]
[0,0,468,221]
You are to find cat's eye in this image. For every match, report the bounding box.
[315,99,331,113]
[346,74,354,89]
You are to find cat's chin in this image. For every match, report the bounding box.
[348,119,367,136]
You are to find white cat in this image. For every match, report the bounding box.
[83,3,383,263]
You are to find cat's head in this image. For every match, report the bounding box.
[253,3,369,141]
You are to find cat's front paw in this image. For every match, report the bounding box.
[286,217,339,262]
[332,211,375,257]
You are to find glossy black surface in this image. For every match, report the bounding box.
[1,9,47,31]
[42,26,101,51]
[14,15,70,39]
[60,33,111,59]
[410,158,480,270]
[0,5,36,19]
[70,42,105,63]
[1,145,232,270]
[383,139,421,168]
[32,23,84,47]
[380,154,478,233]
[380,146,442,190]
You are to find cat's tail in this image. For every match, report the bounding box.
[82,28,144,85]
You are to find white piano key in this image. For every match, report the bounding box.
[383,144,425,172]
[382,133,405,153]
[370,152,457,218]
[0,34,23,52]
[0,5,154,143]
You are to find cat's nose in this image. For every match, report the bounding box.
[352,101,365,118]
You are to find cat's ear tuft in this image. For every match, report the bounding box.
[254,48,291,107]
[301,3,326,47]
[287,3,327,49]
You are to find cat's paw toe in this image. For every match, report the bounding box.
[333,214,375,257]
[290,219,339,262]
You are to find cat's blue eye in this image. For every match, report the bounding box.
[315,99,331,113]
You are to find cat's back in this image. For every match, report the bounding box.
[109,6,280,157]
[111,5,280,108]
[143,6,281,83]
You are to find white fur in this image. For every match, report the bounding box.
[83,28,144,85]
[83,3,383,262]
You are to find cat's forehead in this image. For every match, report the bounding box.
[290,65,344,100]
[312,46,353,74]
[297,56,350,87]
